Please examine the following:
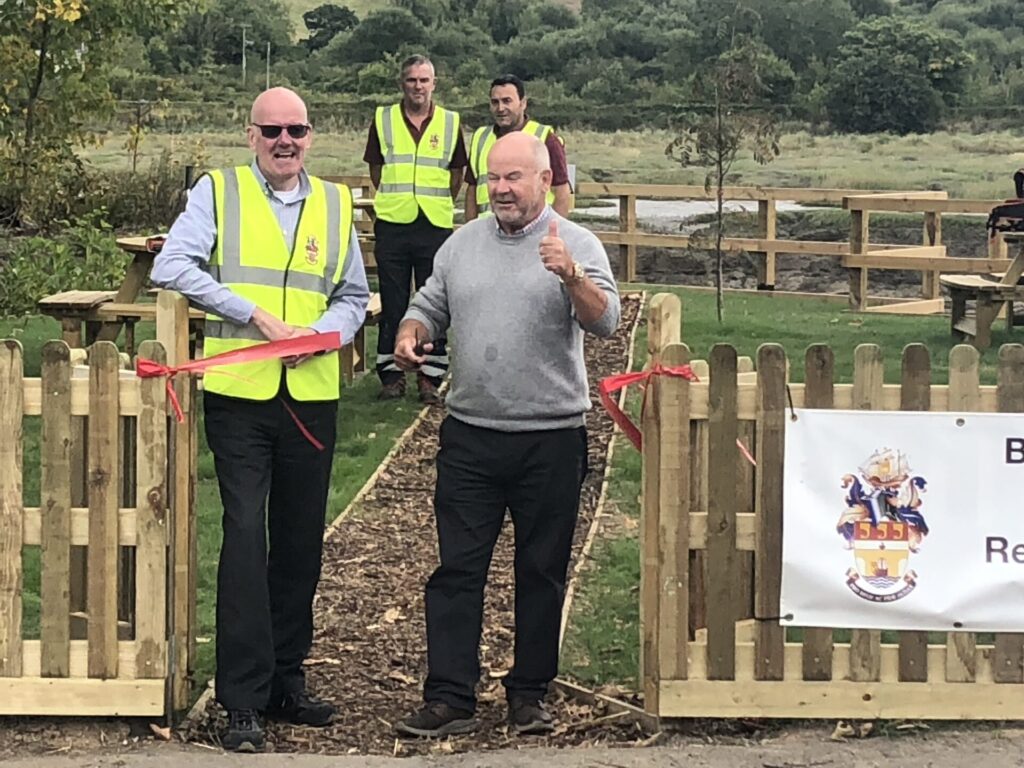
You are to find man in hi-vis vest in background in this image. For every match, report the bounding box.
[364,54,467,404]
[152,87,370,753]
[465,74,571,221]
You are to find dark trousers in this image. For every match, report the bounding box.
[374,213,450,387]
[424,416,588,712]
[204,385,338,711]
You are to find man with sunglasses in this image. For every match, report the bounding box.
[152,87,369,753]
[363,53,467,405]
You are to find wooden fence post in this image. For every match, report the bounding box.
[157,291,195,709]
[0,341,24,677]
[619,195,637,283]
[922,211,942,299]
[756,198,777,290]
[849,210,870,310]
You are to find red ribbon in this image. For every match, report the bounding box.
[136,332,342,446]
[598,363,700,450]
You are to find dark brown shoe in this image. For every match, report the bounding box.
[416,376,442,406]
[378,379,406,400]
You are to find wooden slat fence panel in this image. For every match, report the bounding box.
[0,341,24,677]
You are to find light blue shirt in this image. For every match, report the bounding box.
[151,161,370,342]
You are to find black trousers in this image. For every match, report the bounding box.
[204,384,338,711]
[374,213,450,387]
[424,416,588,711]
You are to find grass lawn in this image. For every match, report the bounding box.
[5,316,423,698]
[558,284,1006,689]
[81,128,1021,200]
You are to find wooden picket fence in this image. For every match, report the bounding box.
[640,293,1024,719]
[0,293,196,716]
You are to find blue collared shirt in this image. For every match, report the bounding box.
[151,161,370,341]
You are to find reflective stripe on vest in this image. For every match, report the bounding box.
[373,104,459,228]
[204,166,352,401]
[469,120,554,215]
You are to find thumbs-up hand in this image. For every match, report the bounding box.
[539,218,573,281]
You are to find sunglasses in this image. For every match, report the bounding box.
[251,123,311,140]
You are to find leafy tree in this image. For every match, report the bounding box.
[303,3,358,51]
[666,42,781,321]
[326,8,426,65]
[0,0,189,227]
[169,0,293,68]
[824,16,971,133]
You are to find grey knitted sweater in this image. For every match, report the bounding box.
[404,206,620,432]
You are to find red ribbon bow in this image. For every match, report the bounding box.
[136,332,342,450]
[598,363,700,450]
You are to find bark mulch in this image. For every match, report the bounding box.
[183,292,647,755]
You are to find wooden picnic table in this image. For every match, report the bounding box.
[940,234,1024,349]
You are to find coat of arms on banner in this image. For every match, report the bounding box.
[835,448,929,603]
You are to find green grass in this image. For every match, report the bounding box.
[3,317,423,698]
[558,284,1006,688]
[81,128,1021,200]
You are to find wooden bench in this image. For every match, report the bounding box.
[939,274,1024,349]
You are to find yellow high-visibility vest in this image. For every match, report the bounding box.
[373,104,460,229]
[204,165,353,401]
[469,120,556,215]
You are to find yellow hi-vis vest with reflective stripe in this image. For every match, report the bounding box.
[204,166,353,401]
[373,104,460,229]
[469,120,555,215]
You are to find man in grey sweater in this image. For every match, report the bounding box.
[392,132,620,737]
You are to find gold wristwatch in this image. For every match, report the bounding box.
[563,260,585,285]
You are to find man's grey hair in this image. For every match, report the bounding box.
[400,54,434,78]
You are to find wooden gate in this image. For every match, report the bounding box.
[640,294,1024,719]
[0,294,196,716]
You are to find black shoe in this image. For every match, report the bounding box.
[223,709,265,753]
[508,697,555,735]
[266,690,336,727]
[393,701,479,738]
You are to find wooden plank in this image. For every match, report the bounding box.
[995,344,1024,683]
[946,345,980,683]
[843,197,1000,214]
[898,344,930,683]
[0,678,164,716]
[754,344,786,681]
[40,342,72,678]
[577,183,890,203]
[658,679,1024,720]
[156,291,194,709]
[134,341,168,680]
[922,211,942,299]
[688,423,707,641]
[863,298,945,315]
[706,345,738,680]
[618,195,637,282]
[24,508,136,546]
[842,254,1008,272]
[850,344,883,681]
[657,344,690,682]
[22,377,141,417]
[646,293,681,367]
[87,342,121,679]
[998,242,1024,286]
[801,344,834,682]
[597,231,856,256]
[849,210,869,310]
[23,639,140,678]
[0,340,24,677]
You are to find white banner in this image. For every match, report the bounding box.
[781,408,1024,632]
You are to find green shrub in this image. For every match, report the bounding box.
[0,212,131,316]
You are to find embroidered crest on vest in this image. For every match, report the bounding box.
[429,133,439,151]
[305,236,320,265]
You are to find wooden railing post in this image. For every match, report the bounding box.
[849,210,870,310]
[618,194,637,283]
[157,291,195,710]
[922,211,942,299]
[756,198,777,290]
[646,293,681,367]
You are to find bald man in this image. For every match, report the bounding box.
[391,133,620,738]
[153,87,369,752]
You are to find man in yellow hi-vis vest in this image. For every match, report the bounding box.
[465,74,571,221]
[363,53,466,405]
[151,87,369,753]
